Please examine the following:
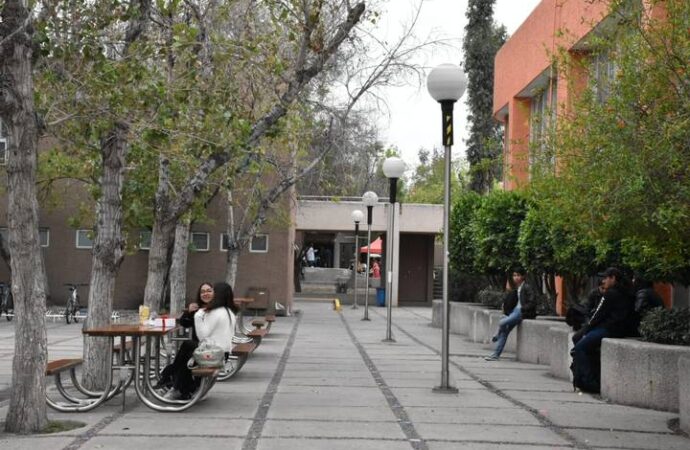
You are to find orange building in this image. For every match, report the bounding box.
[492,0,686,312]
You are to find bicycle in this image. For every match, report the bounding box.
[0,282,13,321]
[64,283,87,324]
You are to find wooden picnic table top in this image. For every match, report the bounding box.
[82,324,180,337]
[234,297,255,304]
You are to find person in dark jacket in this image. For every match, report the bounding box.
[630,275,664,336]
[485,269,536,361]
[571,267,632,393]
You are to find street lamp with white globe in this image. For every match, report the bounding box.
[361,191,378,321]
[382,156,406,342]
[350,209,364,309]
[427,63,467,393]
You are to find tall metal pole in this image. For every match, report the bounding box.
[363,206,373,321]
[352,221,360,309]
[433,101,458,393]
[383,181,396,342]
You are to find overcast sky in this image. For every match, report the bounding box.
[370,0,542,171]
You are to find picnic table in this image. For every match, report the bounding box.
[46,324,218,413]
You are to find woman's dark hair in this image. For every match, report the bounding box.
[211,281,237,313]
[194,282,214,305]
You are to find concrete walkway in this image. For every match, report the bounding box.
[0,301,688,449]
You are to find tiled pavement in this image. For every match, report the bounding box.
[0,301,688,449]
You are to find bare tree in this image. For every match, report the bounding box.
[143,1,367,311]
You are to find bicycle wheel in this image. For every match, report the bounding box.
[65,304,73,324]
[73,304,79,323]
[5,308,12,321]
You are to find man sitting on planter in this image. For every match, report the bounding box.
[571,267,633,393]
[485,269,537,361]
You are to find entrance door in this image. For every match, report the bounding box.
[339,243,355,269]
[398,234,432,304]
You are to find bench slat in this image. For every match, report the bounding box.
[247,329,268,338]
[46,358,83,376]
[232,342,257,356]
[191,367,219,378]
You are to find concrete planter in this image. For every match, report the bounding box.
[679,356,690,433]
[601,339,690,412]
[548,326,573,381]
[516,319,570,366]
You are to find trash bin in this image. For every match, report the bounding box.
[246,287,270,311]
[376,288,385,307]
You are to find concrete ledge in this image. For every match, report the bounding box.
[601,339,690,412]
[548,326,573,381]
[516,319,570,366]
[679,356,690,433]
[432,301,515,351]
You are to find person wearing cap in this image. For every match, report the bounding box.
[484,269,537,361]
[571,267,633,393]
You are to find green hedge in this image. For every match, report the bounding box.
[639,308,690,346]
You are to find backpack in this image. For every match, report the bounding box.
[565,303,590,331]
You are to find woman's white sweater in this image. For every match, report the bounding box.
[194,307,236,352]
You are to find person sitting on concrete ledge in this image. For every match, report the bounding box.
[570,267,633,393]
[485,269,536,361]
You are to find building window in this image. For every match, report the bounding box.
[76,230,94,249]
[249,234,268,253]
[529,78,557,174]
[0,119,8,165]
[592,51,617,103]
[139,230,152,250]
[220,233,231,252]
[190,232,210,252]
[39,228,50,247]
[0,227,50,247]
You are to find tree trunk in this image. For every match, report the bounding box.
[169,219,190,316]
[82,122,128,390]
[224,187,240,287]
[144,155,175,311]
[1,0,50,433]
[143,218,175,311]
[225,246,240,288]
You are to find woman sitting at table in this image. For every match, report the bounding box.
[159,281,236,400]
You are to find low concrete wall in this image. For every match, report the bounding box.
[679,356,690,433]
[431,300,442,328]
[601,339,690,412]
[516,319,570,366]
[549,327,573,381]
[472,309,491,343]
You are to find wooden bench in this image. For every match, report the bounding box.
[217,341,258,381]
[252,314,276,331]
[191,367,220,378]
[46,358,83,376]
[232,341,257,357]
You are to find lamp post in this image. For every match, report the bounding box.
[427,63,467,393]
[361,191,378,321]
[351,209,364,309]
[382,156,406,342]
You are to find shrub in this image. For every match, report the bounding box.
[477,288,505,310]
[449,272,488,303]
[534,293,557,317]
[639,308,690,346]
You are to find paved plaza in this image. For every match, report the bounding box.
[0,301,688,449]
